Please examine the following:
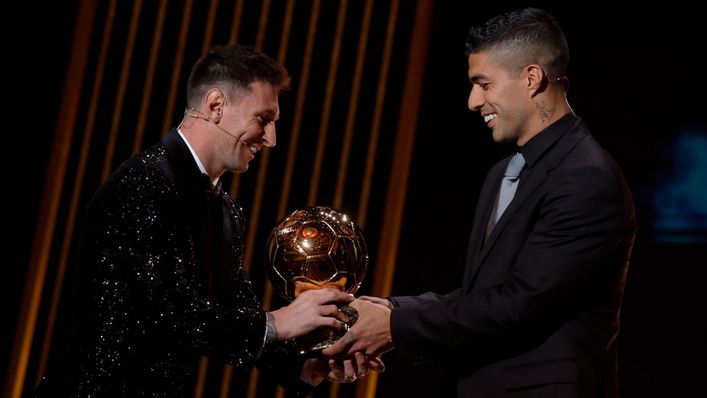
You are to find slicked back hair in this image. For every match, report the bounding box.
[465,8,569,81]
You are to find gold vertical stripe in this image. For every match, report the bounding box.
[100,0,144,182]
[328,377,341,398]
[228,0,246,44]
[254,0,271,50]
[202,0,220,52]
[161,0,194,135]
[275,0,322,219]
[356,0,399,227]
[306,0,349,205]
[216,363,233,398]
[372,0,432,311]
[358,1,434,397]
[35,0,121,385]
[193,356,209,398]
[132,0,169,154]
[332,0,374,210]
[3,1,97,397]
[275,0,296,63]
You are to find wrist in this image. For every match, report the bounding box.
[265,312,279,342]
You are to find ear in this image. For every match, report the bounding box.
[525,64,546,97]
[204,88,226,123]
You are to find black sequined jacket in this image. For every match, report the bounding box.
[38,130,305,396]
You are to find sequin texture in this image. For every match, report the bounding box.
[37,130,273,396]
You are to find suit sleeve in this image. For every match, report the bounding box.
[391,166,630,365]
[76,166,265,390]
[390,289,462,308]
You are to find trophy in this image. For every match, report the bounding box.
[265,206,368,356]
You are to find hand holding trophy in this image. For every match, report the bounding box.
[265,206,368,356]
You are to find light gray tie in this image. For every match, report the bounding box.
[493,152,525,224]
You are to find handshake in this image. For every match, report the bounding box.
[266,288,395,385]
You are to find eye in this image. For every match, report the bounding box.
[471,82,489,92]
[256,115,268,126]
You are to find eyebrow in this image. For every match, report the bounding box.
[469,74,489,84]
[258,108,279,121]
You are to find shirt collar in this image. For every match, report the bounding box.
[177,128,219,186]
[518,112,577,168]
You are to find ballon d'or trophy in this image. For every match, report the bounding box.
[265,206,368,356]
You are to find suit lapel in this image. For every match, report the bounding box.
[462,116,589,292]
[464,164,548,291]
[480,165,547,261]
[463,162,504,288]
[163,130,237,302]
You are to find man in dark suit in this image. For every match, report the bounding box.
[37,44,379,396]
[324,8,636,397]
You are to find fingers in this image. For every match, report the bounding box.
[321,304,350,324]
[319,316,346,331]
[322,330,356,358]
[327,359,345,382]
[321,304,340,317]
[358,295,393,309]
[367,356,385,373]
[323,353,380,383]
[299,288,354,305]
[354,352,369,377]
[327,359,357,383]
[342,359,356,382]
[273,288,355,339]
[333,307,351,323]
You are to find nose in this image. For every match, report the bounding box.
[467,85,483,112]
[263,123,276,147]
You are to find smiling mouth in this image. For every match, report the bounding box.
[241,140,259,155]
[483,113,497,123]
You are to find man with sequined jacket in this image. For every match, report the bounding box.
[36,44,379,396]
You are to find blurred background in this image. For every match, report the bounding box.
[5,1,706,397]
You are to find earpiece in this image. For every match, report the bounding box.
[183,107,243,143]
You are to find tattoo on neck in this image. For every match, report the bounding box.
[265,312,279,342]
[536,101,554,122]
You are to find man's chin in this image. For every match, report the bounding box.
[233,164,249,173]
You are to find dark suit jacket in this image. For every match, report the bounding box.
[37,130,305,396]
[390,114,636,397]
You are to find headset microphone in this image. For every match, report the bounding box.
[183,108,246,145]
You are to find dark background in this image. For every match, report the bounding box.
[7,1,706,397]
[384,2,707,397]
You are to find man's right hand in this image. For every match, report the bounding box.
[322,298,394,359]
[266,288,354,341]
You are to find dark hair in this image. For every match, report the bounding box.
[465,8,569,80]
[186,44,290,108]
